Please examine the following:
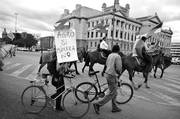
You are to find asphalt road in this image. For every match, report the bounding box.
[0,51,180,119]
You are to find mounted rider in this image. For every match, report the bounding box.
[132,35,152,72]
[97,36,111,57]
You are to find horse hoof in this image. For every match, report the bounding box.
[76,72,80,75]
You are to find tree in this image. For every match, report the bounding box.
[13,33,38,48]
[23,34,38,49]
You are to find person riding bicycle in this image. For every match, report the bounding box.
[93,44,122,114]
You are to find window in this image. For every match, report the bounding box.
[132,25,134,30]
[127,33,129,40]
[96,32,98,37]
[131,34,133,41]
[106,19,108,24]
[95,42,97,47]
[87,31,90,38]
[124,32,126,40]
[96,21,99,25]
[91,32,94,38]
[124,43,126,50]
[88,22,90,27]
[117,20,120,26]
[120,31,123,39]
[116,30,118,38]
[111,30,114,37]
[92,22,94,27]
[121,21,124,28]
[129,24,131,30]
[100,33,103,37]
[101,20,104,24]
[90,42,93,47]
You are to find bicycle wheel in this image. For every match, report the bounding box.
[116,83,133,104]
[75,82,98,103]
[62,89,90,119]
[21,85,47,114]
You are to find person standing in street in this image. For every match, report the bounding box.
[93,44,122,114]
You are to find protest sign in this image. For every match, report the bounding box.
[54,28,78,63]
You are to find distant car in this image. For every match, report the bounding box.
[172,58,180,65]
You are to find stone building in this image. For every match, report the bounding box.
[55,0,173,55]
[136,14,173,55]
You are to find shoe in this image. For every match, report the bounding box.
[93,103,100,114]
[112,108,122,113]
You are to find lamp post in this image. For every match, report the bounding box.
[14,13,18,33]
[111,6,116,49]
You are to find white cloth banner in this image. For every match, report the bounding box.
[54,28,78,63]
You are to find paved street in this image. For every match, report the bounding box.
[0,51,180,119]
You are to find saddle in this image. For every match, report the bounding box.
[100,52,108,59]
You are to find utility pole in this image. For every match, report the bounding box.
[14,13,18,33]
[111,3,116,49]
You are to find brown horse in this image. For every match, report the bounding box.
[81,49,112,75]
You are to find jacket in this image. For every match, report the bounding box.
[105,53,122,77]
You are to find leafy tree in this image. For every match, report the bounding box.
[13,33,38,48]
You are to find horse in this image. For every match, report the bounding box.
[100,49,164,90]
[38,48,85,75]
[81,49,112,75]
[153,55,172,78]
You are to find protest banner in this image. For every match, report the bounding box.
[54,28,78,63]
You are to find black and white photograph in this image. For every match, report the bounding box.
[0,0,180,119]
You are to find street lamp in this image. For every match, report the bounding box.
[111,7,116,49]
[14,13,18,33]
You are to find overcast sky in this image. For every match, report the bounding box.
[0,0,180,42]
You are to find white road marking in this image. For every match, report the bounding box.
[4,61,11,65]
[152,83,180,95]
[5,63,21,70]
[164,83,180,90]
[10,64,32,77]
[165,78,180,85]
[25,65,39,80]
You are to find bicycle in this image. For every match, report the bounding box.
[21,69,90,119]
[75,71,134,104]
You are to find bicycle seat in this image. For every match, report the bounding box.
[89,71,100,76]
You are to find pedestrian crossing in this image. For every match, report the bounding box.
[1,61,180,107]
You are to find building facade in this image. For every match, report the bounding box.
[171,42,180,58]
[55,0,173,55]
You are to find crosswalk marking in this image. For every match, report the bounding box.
[152,83,180,95]
[165,78,180,85]
[152,91,180,106]
[4,61,11,65]
[5,63,21,70]
[25,65,39,80]
[10,64,33,77]
[164,83,180,90]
